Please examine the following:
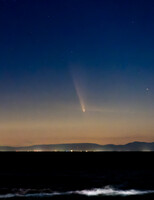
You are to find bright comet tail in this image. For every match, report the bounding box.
[72,76,86,113]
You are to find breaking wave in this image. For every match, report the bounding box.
[75,186,154,196]
[0,186,154,198]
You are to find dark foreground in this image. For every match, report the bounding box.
[0,152,154,199]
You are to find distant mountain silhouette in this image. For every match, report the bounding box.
[0,141,154,151]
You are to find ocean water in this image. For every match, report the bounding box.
[0,152,154,199]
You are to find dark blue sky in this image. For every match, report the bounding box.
[0,0,154,145]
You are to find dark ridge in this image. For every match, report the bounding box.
[0,142,154,151]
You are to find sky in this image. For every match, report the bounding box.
[0,0,154,146]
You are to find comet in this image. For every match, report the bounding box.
[72,75,86,113]
[74,80,86,113]
[82,107,86,113]
[70,65,86,113]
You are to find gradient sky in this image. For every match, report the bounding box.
[0,0,154,146]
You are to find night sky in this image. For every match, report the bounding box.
[0,0,154,146]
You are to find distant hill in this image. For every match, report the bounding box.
[0,142,154,151]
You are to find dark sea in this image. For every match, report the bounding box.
[0,152,154,200]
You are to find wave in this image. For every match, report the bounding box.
[75,186,154,196]
[0,186,154,198]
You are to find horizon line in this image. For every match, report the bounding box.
[0,141,154,148]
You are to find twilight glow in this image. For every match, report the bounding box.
[0,0,154,146]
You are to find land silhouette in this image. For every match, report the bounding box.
[0,141,154,151]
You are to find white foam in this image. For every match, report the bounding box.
[0,192,60,198]
[0,186,153,198]
[75,186,154,196]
